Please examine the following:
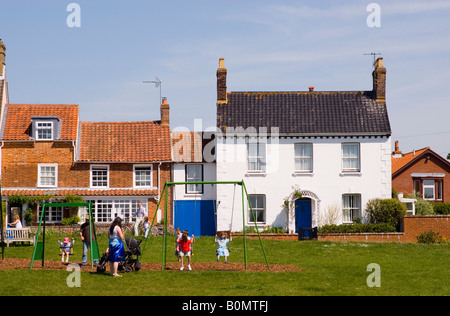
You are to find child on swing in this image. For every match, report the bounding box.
[215,231,232,263]
[174,228,182,262]
[58,237,75,264]
[177,230,194,270]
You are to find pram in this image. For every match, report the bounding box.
[97,238,142,273]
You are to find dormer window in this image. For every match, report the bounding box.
[31,116,60,141]
[36,121,53,140]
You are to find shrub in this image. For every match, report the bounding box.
[433,203,450,215]
[405,193,434,215]
[417,231,446,244]
[365,198,407,230]
[318,223,396,234]
[61,215,81,226]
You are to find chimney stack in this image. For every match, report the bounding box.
[0,40,6,76]
[160,97,170,127]
[217,58,227,104]
[372,57,386,102]
[392,140,403,158]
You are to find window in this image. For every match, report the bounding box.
[38,205,63,223]
[295,143,313,172]
[36,121,53,140]
[82,199,148,223]
[413,178,443,201]
[185,164,203,194]
[91,165,109,188]
[342,143,360,172]
[248,143,266,172]
[134,165,152,188]
[342,194,361,223]
[38,164,57,187]
[248,194,266,224]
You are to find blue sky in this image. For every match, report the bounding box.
[1,0,450,156]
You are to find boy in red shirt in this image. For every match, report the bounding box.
[177,230,195,270]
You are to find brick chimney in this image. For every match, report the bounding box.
[0,40,6,76]
[372,57,386,102]
[160,97,170,127]
[217,58,227,104]
[392,140,403,158]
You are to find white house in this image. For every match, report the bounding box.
[215,58,392,234]
[171,131,217,236]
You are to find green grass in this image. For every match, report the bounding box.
[1,233,449,296]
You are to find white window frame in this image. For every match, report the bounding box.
[185,164,204,194]
[82,198,148,223]
[294,143,313,173]
[38,163,58,187]
[90,165,109,188]
[35,121,53,140]
[38,205,63,223]
[342,194,361,223]
[342,143,361,172]
[247,142,266,173]
[133,164,153,188]
[248,194,266,224]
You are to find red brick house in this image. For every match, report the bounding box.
[0,99,172,225]
[392,141,450,203]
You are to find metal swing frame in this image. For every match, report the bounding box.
[30,202,100,269]
[141,180,270,271]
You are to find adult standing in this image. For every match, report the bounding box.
[108,217,125,277]
[132,201,146,236]
[79,215,98,267]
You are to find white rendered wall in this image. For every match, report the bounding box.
[215,136,392,233]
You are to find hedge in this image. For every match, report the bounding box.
[318,223,396,234]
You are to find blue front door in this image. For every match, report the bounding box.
[295,199,312,237]
[174,200,216,237]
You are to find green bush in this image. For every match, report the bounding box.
[433,203,450,215]
[405,193,434,215]
[417,231,446,244]
[365,198,407,230]
[61,215,81,226]
[318,223,396,234]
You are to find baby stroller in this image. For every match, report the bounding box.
[96,238,142,274]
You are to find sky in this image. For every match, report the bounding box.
[1,0,449,157]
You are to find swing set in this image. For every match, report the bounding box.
[30,202,100,269]
[142,180,270,271]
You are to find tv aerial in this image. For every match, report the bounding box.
[143,77,162,105]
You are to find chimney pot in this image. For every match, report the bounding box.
[309,86,314,92]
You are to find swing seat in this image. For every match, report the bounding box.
[59,246,74,256]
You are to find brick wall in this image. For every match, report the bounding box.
[318,215,449,243]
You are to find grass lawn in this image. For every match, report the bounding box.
[0,232,448,296]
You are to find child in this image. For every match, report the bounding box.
[174,228,182,262]
[58,237,75,264]
[215,232,232,263]
[143,216,150,238]
[177,230,194,270]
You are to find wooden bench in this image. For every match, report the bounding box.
[3,227,36,247]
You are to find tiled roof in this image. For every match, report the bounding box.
[391,147,429,174]
[2,104,79,140]
[217,91,391,135]
[78,121,171,162]
[1,188,158,197]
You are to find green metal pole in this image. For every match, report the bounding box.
[162,183,169,270]
[89,204,94,269]
[241,181,247,270]
[42,204,46,267]
[30,203,46,269]
[243,182,270,270]
[141,184,166,256]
